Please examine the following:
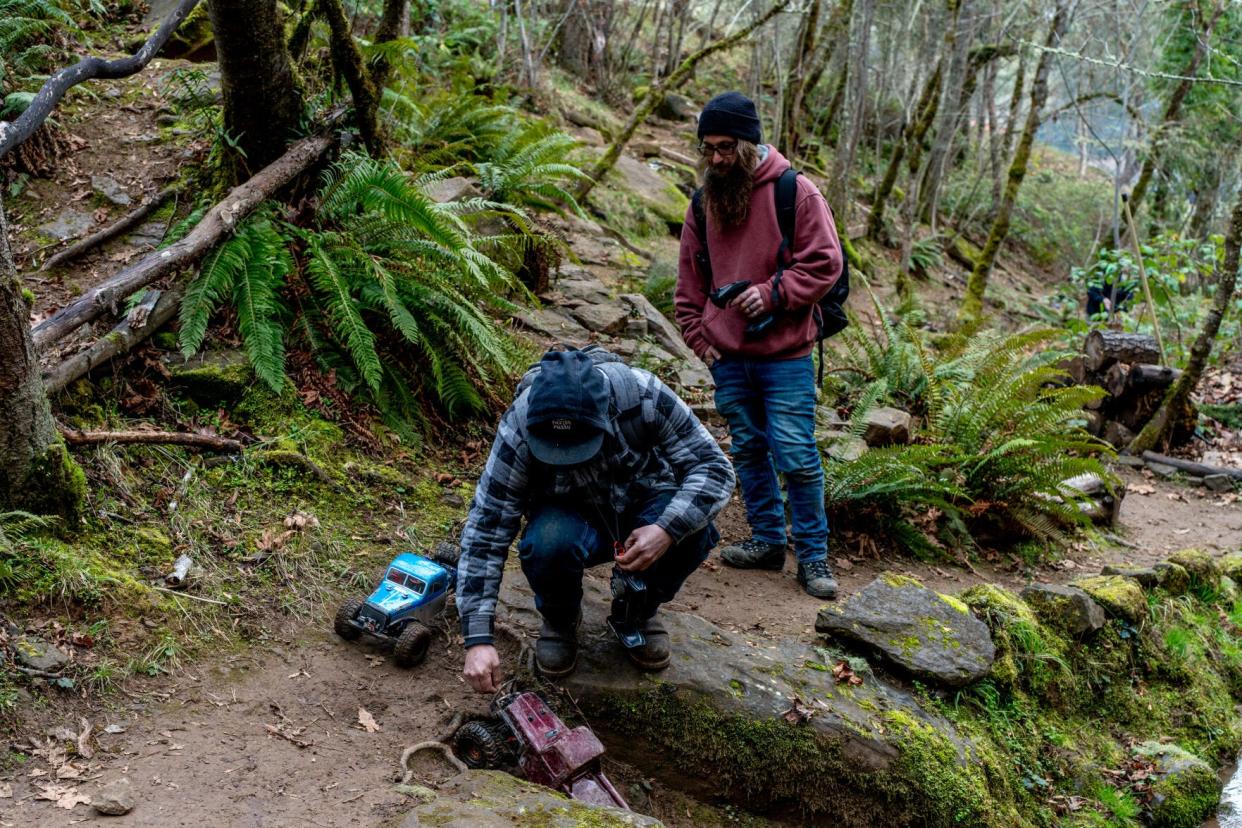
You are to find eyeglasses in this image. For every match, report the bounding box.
[697,140,738,158]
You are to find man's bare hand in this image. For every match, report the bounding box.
[463,644,502,693]
[617,524,673,572]
[702,344,722,367]
[729,284,769,318]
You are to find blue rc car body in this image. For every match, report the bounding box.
[334,552,455,667]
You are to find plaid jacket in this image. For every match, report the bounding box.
[456,365,735,646]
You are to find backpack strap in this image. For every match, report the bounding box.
[769,167,800,313]
[597,361,649,449]
[690,187,713,288]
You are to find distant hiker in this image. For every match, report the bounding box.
[674,91,845,600]
[457,346,734,693]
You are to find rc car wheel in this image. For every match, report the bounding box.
[393,620,432,667]
[334,597,364,641]
[453,720,510,769]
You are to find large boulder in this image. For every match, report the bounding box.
[815,573,996,687]
[618,294,699,364]
[1101,564,1160,589]
[861,407,913,446]
[570,303,629,336]
[1019,583,1106,636]
[612,155,690,228]
[496,579,1014,825]
[1154,561,1191,596]
[1166,548,1220,590]
[1070,576,1146,623]
[1134,742,1222,828]
[511,308,590,345]
[393,770,662,827]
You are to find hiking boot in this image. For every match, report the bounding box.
[720,538,786,570]
[797,559,838,600]
[535,613,580,678]
[624,614,671,671]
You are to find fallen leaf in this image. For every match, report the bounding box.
[834,558,854,571]
[56,763,82,780]
[781,696,814,725]
[36,783,91,810]
[0,783,11,798]
[357,708,380,733]
[832,660,864,686]
[1127,483,1156,495]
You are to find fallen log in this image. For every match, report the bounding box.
[1083,330,1160,372]
[1104,362,1130,398]
[40,184,180,271]
[31,124,340,351]
[41,285,182,393]
[1125,363,1181,392]
[0,0,201,158]
[1141,451,1242,480]
[1102,420,1136,450]
[59,425,242,452]
[1083,409,1104,436]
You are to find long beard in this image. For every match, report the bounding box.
[700,145,759,229]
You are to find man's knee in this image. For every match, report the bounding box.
[783,465,823,486]
[519,507,592,567]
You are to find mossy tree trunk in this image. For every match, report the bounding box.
[0,193,85,519]
[865,59,941,242]
[911,0,966,227]
[957,0,1069,327]
[207,0,306,181]
[1126,1,1225,220]
[576,0,790,202]
[778,0,821,158]
[370,0,410,88]
[1129,187,1242,454]
[319,0,382,155]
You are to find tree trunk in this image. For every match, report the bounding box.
[1127,1,1225,219]
[319,0,382,155]
[866,60,941,241]
[827,0,873,221]
[0,193,84,518]
[957,0,1069,326]
[577,0,789,201]
[914,0,968,226]
[1129,184,1242,453]
[208,0,305,180]
[779,0,822,157]
[995,45,1026,210]
[371,0,410,88]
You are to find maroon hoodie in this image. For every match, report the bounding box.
[675,145,843,361]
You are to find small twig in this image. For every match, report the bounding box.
[40,184,181,271]
[59,426,243,453]
[13,665,65,679]
[264,723,312,749]
[400,741,467,784]
[152,585,228,605]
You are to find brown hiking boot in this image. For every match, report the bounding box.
[624,614,671,671]
[720,538,786,570]
[535,613,580,678]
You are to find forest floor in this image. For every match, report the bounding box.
[2,64,1242,827]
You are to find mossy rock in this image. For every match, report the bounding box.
[1154,561,1191,596]
[1101,564,1160,589]
[169,350,255,406]
[1220,575,1238,602]
[391,769,663,827]
[1166,548,1220,590]
[1217,553,1242,583]
[1018,583,1105,636]
[1134,742,1222,828]
[1070,575,1146,623]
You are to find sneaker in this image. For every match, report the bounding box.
[535,613,580,678]
[624,614,671,671]
[720,538,786,570]
[797,559,838,599]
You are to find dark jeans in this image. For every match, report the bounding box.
[517,490,718,628]
[709,354,828,564]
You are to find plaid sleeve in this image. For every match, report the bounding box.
[641,372,735,541]
[455,398,530,647]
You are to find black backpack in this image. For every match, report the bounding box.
[691,167,849,381]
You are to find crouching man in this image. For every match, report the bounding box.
[457,347,735,693]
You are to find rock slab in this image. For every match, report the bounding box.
[815,573,996,687]
[93,778,135,815]
[1020,583,1106,635]
[395,770,662,827]
[14,635,69,672]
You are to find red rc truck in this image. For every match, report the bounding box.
[452,691,630,811]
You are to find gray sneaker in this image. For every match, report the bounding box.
[720,538,786,570]
[797,559,838,599]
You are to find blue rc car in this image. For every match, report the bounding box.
[334,552,454,667]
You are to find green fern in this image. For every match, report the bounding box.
[474,123,592,218]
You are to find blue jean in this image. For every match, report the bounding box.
[517,490,718,628]
[709,354,828,564]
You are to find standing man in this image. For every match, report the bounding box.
[674,91,843,599]
[457,347,734,693]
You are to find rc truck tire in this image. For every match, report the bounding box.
[334,597,364,641]
[453,720,510,769]
[393,620,432,667]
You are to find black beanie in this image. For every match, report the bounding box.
[697,91,762,144]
